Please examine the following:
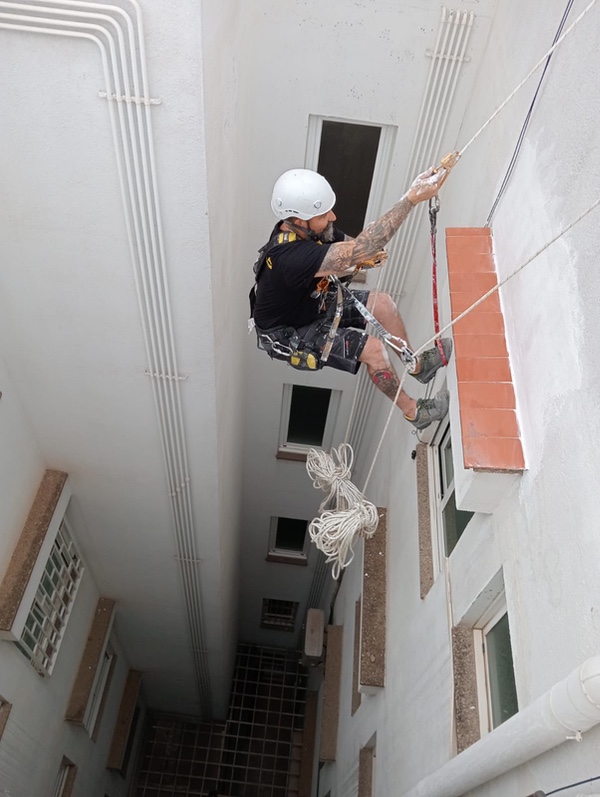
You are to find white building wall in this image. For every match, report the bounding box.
[0,379,139,795]
[319,0,600,795]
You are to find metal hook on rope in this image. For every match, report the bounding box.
[428,194,440,232]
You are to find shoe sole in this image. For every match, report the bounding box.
[413,339,453,384]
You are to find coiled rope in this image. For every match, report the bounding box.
[306,444,379,580]
[306,0,599,577]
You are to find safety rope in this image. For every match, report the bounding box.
[459,0,598,158]
[428,195,448,366]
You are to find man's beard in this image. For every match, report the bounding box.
[318,222,336,243]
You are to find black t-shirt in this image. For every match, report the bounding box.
[253,226,344,330]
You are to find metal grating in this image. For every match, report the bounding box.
[135,644,308,797]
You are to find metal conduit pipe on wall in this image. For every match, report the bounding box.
[0,0,212,716]
[404,655,600,797]
[348,7,473,458]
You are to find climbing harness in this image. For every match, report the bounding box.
[428,195,448,366]
[332,278,418,372]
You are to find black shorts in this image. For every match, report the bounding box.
[297,289,370,375]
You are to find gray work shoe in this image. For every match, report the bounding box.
[407,389,450,430]
[411,339,453,384]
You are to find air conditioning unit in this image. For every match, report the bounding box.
[302,608,324,665]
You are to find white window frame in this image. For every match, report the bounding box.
[18,513,84,676]
[473,594,517,735]
[429,422,474,574]
[5,479,85,677]
[83,640,115,735]
[305,115,397,225]
[268,516,309,561]
[278,383,341,455]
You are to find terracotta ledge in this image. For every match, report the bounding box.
[0,470,69,637]
[65,597,116,725]
[359,746,375,797]
[360,508,386,691]
[107,670,142,772]
[319,625,343,763]
[446,228,524,513]
[415,447,434,599]
[352,599,362,715]
[446,227,524,474]
[298,691,318,797]
[452,626,480,753]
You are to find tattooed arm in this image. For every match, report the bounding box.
[315,165,447,277]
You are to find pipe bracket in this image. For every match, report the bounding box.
[99,90,162,106]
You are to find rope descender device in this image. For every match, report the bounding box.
[332,277,418,372]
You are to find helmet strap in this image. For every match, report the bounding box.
[281,218,322,242]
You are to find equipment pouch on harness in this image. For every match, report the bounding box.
[255,325,324,372]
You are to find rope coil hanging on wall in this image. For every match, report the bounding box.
[306,445,379,580]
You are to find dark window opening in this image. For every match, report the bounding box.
[317,120,381,237]
[438,431,474,555]
[486,613,518,728]
[287,386,331,447]
[275,517,307,553]
[261,599,299,632]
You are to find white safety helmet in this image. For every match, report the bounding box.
[271,169,336,221]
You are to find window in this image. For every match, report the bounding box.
[267,517,309,563]
[278,384,341,458]
[316,121,381,237]
[83,642,115,735]
[474,597,518,733]
[18,516,83,675]
[51,756,77,797]
[306,115,396,238]
[260,599,299,632]
[431,424,474,565]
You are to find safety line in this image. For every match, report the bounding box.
[459,0,598,157]
[361,195,600,494]
[486,0,576,224]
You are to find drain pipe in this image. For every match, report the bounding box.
[404,656,600,797]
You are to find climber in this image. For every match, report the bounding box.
[250,166,452,430]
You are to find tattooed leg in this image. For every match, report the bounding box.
[359,337,417,418]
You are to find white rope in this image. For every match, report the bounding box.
[306,444,379,579]
[459,0,598,156]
